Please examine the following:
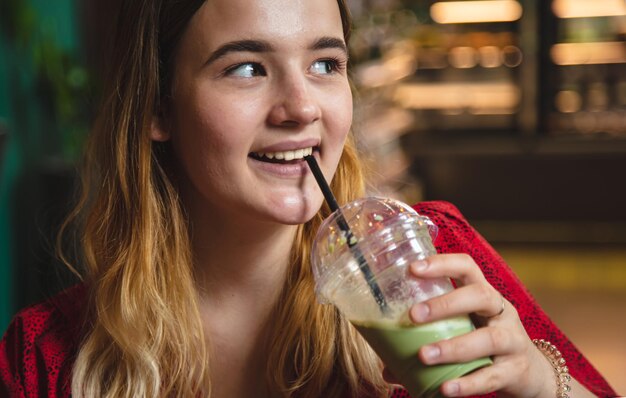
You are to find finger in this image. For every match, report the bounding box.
[418,325,520,366]
[409,254,486,287]
[409,283,506,323]
[439,360,517,397]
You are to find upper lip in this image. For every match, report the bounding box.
[251,138,320,154]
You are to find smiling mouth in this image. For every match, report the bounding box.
[249,146,317,164]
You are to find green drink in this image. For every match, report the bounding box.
[311,197,493,397]
[353,317,492,397]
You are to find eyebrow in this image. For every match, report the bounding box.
[310,37,347,54]
[205,40,272,66]
[204,36,347,66]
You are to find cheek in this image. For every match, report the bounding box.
[195,92,267,152]
[340,95,353,137]
[326,88,353,143]
[169,106,232,189]
[173,93,248,155]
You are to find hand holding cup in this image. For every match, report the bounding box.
[311,197,492,397]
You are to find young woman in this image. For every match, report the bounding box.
[0,0,616,397]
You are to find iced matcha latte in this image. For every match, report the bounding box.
[353,317,491,397]
[311,197,492,397]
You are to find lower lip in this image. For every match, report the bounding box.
[249,156,310,177]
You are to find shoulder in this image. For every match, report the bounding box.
[412,200,469,228]
[1,283,87,397]
[411,201,528,305]
[412,200,482,252]
[6,283,87,334]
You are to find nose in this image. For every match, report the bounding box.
[267,74,321,127]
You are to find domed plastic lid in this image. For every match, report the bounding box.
[310,196,437,304]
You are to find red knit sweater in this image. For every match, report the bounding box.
[0,201,617,397]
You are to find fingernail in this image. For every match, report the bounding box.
[443,381,460,396]
[421,345,440,362]
[410,303,430,322]
[412,260,428,273]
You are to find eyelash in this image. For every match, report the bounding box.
[316,57,347,74]
[223,62,266,77]
[222,57,347,77]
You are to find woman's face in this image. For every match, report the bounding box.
[160,0,352,225]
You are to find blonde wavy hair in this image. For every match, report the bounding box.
[59,0,389,396]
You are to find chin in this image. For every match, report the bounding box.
[269,207,320,226]
[266,195,323,225]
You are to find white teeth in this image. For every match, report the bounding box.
[255,146,315,161]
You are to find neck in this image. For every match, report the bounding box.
[187,202,300,398]
[192,211,297,297]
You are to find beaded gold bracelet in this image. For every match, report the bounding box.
[533,339,572,398]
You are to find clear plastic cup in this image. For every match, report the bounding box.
[311,197,492,397]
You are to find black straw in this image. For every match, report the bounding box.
[305,155,388,313]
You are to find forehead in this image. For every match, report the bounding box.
[185,0,344,50]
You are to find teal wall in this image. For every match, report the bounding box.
[0,0,82,333]
[0,33,17,335]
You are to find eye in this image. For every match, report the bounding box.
[310,59,342,75]
[225,62,266,78]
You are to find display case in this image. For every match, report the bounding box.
[542,0,626,136]
[349,0,626,136]
[348,0,536,202]
[347,0,626,240]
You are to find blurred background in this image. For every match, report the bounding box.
[1,0,624,393]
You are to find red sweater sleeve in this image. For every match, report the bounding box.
[0,285,85,398]
[399,201,615,397]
